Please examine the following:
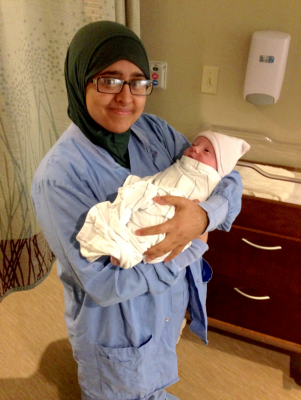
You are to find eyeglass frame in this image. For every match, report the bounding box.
[90,76,154,96]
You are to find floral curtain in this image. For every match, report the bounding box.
[0,0,140,302]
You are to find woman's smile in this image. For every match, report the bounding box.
[109,107,133,115]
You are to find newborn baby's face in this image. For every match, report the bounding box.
[184,136,217,170]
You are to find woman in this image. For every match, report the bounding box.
[31,21,242,400]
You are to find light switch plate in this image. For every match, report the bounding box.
[201,66,219,94]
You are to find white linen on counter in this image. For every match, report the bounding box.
[235,164,301,204]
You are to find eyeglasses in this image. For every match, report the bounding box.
[91,77,153,96]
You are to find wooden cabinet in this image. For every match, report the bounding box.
[205,195,301,383]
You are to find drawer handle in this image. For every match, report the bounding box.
[234,287,270,300]
[242,238,282,250]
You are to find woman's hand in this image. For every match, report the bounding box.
[198,231,208,243]
[135,195,208,263]
[110,256,120,266]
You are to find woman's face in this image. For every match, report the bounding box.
[85,60,147,133]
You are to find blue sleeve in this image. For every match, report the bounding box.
[31,178,205,307]
[200,170,243,232]
[170,240,208,271]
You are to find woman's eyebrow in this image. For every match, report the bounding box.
[100,70,146,78]
[100,70,120,76]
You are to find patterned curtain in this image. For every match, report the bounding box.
[0,0,140,302]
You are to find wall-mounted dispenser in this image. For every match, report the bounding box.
[243,31,291,105]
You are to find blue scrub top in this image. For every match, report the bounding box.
[31,113,242,399]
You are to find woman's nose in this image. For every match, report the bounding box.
[115,83,132,102]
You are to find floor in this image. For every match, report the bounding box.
[0,264,300,399]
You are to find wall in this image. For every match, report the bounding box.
[140,0,301,167]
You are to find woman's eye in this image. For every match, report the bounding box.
[131,81,142,88]
[103,78,117,85]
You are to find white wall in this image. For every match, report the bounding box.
[140,0,301,167]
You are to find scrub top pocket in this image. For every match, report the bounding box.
[96,335,155,399]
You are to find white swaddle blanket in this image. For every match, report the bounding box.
[76,156,221,269]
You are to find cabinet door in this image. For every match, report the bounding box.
[206,227,301,294]
[207,273,301,344]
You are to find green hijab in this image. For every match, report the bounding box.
[64,21,150,168]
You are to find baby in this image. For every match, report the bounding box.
[77,131,250,269]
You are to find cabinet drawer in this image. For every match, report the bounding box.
[207,273,301,344]
[206,227,301,294]
[236,195,301,239]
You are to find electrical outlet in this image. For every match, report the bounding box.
[201,66,219,94]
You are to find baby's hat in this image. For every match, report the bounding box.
[194,130,250,177]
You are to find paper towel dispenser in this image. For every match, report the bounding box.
[243,31,291,105]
